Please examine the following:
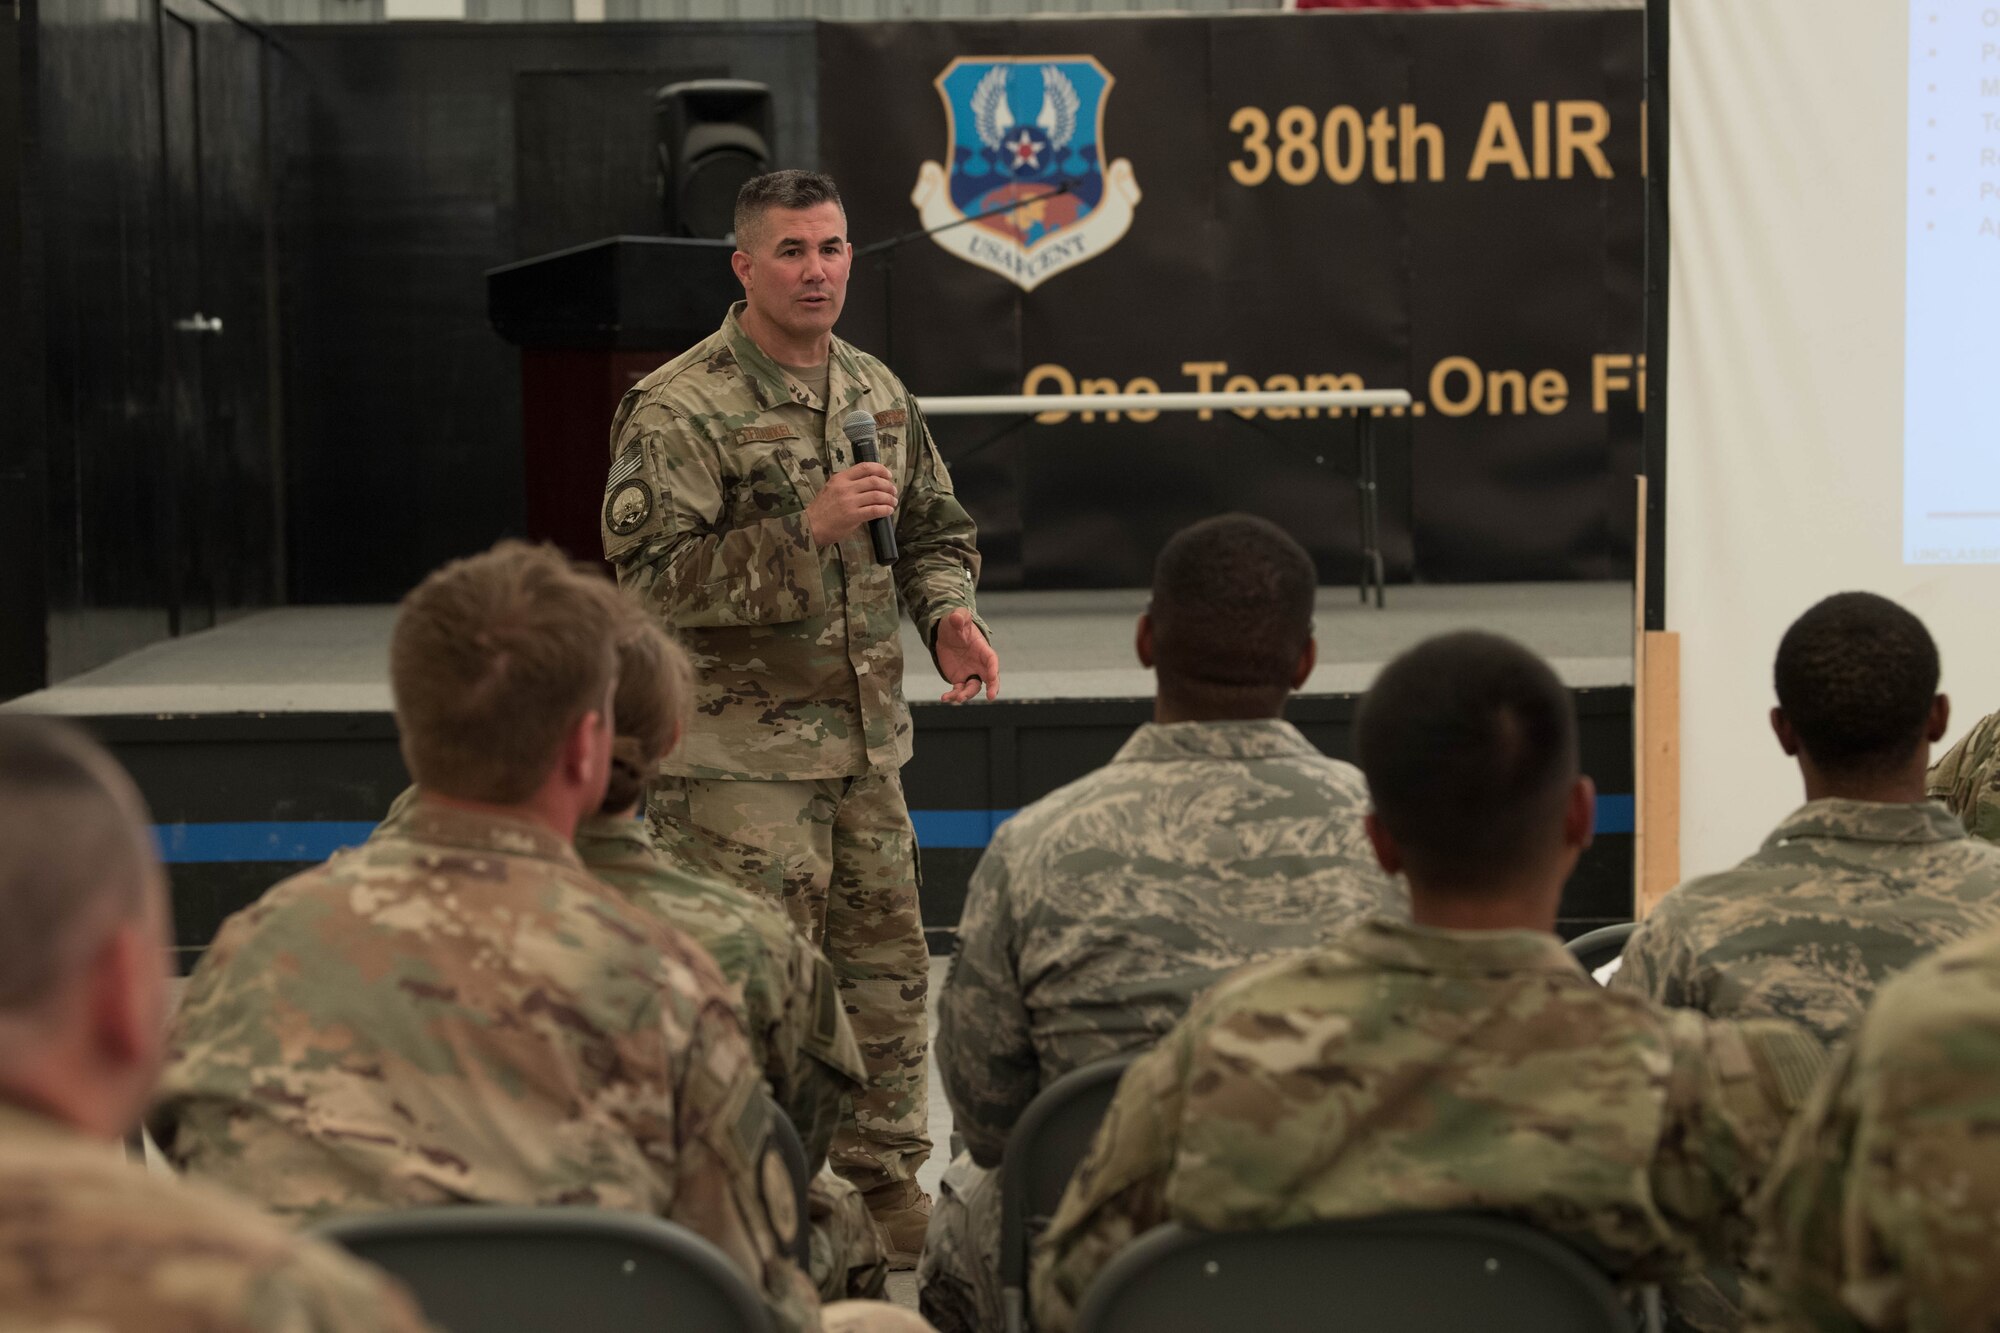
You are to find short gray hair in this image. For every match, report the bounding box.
[734,169,844,248]
[0,717,160,1013]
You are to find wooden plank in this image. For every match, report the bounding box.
[1638,629,1681,916]
[1631,477,1648,917]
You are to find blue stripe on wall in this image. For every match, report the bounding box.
[1595,794,1634,835]
[909,809,1019,849]
[153,799,1636,864]
[155,822,381,865]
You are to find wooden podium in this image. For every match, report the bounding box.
[487,236,739,564]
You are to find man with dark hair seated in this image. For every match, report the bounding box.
[1617,592,2000,1043]
[1751,903,2000,1331]
[1031,632,1824,1333]
[0,716,429,1332]
[920,513,1403,1333]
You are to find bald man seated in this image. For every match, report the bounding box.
[0,715,430,1332]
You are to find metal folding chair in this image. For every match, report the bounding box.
[1566,921,1639,976]
[317,1205,775,1333]
[1077,1213,1634,1333]
[999,1054,1138,1333]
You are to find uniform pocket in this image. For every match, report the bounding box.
[720,430,825,529]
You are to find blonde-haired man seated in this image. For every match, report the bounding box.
[150,541,931,1333]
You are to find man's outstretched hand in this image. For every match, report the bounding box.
[935,608,1000,704]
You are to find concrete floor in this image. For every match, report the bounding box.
[7,583,1631,717]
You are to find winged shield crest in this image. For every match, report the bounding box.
[912,57,1142,292]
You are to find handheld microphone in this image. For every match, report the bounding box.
[843,408,899,565]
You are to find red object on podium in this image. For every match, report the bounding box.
[487,236,741,568]
[520,348,669,565]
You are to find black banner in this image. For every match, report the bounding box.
[817,11,1644,589]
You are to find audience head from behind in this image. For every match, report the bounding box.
[1771,591,1947,802]
[390,539,628,839]
[1140,513,1318,722]
[599,619,696,819]
[0,717,172,1142]
[1354,631,1592,929]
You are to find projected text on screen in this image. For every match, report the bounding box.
[1905,1,2000,564]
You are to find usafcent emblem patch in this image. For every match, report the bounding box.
[911,56,1141,292]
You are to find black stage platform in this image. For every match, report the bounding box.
[3,585,1635,964]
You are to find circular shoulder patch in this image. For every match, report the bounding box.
[604,478,655,537]
[760,1143,800,1249]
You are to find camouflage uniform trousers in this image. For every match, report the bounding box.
[649,768,931,1197]
[813,1168,889,1300]
[914,1153,1002,1333]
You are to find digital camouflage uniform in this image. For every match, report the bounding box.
[572,810,887,1300]
[149,798,822,1333]
[601,302,987,1199]
[1926,709,2000,842]
[1749,924,2000,1332]
[0,1102,431,1333]
[1030,920,1827,1333]
[1614,800,2000,1044]
[919,719,1406,1333]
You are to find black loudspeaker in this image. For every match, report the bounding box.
[653,80,773,240]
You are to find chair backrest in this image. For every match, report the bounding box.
[999,1054,1138,1333]
[1566,921,1639,975]
[764,1094,813,1268]
[1077,1214,1633,1333]
[316,1206,775,1333]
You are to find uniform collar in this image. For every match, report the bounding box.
[1344,917,1587,978]
[572,812,655,864]
[721,302,877,423]
[1764,797,1967,849]
[376,797,584,872]
[1110,718,1324,765]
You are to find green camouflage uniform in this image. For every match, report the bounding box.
[149,798,822,1333]
[602,302,986,1197]
[1926,710,2000,842]
[1614,800,2000,1043]
[919,719,1406,1333]
[1749,925,2000,1332]
[0,1102,431,1333]
[1030,920,1827,1333]
[573,811,886,1300]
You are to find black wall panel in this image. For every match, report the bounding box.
[23,0,279,688]
[512,66,726,260]
[36,0,176,677]
[269,22,817,604]
[0,0,47,699]
[189,18,285,618]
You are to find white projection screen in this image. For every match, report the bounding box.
[1668,0,2000,879]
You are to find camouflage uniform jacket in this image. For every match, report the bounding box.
[1030,919,1828,1333]
[0,1102,432,1333]
[601,302,986,781]
[937,719,1408,1168]
[574,811,868,1168]
[1749,924,2000,1332]
[1926,709,2000,842]
[1613,799,2000,1043]
[151,799,822,1333]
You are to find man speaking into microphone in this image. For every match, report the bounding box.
[600,169,999,1269]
